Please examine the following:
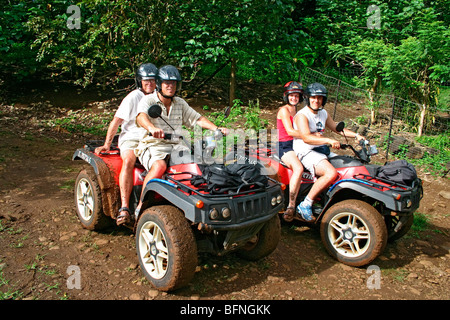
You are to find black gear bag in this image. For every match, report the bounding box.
[191,163,268,194]
[376,160,417,186]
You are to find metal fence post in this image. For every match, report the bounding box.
[332,79,341,120]
[385,95,396,161]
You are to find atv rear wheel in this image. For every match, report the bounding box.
[136,205,198,291]
[236,214,281,261]
[320,200,387,267]
[74,168,111,230]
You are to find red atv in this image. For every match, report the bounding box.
[245,122,423,267]
[72,105,284,291]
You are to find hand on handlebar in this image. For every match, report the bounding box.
[95,145,110,154]
[216,127,228,136]
[148,127,165,138]
[355,133,365,142]
[328,139,341,149]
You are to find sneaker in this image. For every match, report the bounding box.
[296,201,314,222]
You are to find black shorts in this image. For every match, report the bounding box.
[278,140,294,158]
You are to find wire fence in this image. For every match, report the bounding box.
[299,67,449,172]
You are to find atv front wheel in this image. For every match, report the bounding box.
[136,205,198,291]
[236,214,281,261]
[320,200,387,267]
[74,168,111,230]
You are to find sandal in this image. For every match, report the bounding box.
[283,207,295,222]
[116,207,131,226]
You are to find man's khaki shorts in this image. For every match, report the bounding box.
[298,150,328,177]
[119,139,139,153]
[138,144,173,171]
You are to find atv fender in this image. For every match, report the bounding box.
[137,179,198,222]
[72,148,119,218]
[324,179,408,214]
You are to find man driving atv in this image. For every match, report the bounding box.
[95,63,158,226]
[293,82,364,221]
[134,65,227,216]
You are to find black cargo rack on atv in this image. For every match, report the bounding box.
[164,171,281,198]
[327,173,423,214]
[352,174,422,193]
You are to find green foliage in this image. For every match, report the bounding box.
[437,86,450,111]
[0,0,310,86]
[0,0,448,96]
[396,134,450,175]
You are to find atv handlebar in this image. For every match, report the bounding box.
[338,139,377,163]
[148,131,184,141]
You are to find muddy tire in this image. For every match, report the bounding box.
[136,205,198,291]
[320,200,387,267]
[74,168,111,230]
[237,215,281,261]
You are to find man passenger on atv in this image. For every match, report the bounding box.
[293,82,364,221]
[277,81,304,222]
[134,65,227,215]
[95,63,158,226]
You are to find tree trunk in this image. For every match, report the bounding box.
[229,57,236,108]
[418,103,426,137]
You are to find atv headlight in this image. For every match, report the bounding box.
[209,208,219,220]
[271,197,277,206]
[222,207,231,219]
[406,199,412,208]
[277,195,282,204]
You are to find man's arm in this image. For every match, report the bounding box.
[295,114,340,148]
[95,117,123,154]
[326,116,365,141]
[196,116,228,135]
[136,112,165,138]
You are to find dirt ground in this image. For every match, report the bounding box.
[0,81,449,304]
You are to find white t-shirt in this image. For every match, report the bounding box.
[114,89,147,144]
[293,107,328,156]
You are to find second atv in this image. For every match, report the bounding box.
[247,122,423,267]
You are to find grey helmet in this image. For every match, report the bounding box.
[135,63,158,90]
[304,82,328,109]
[156,65,182,98]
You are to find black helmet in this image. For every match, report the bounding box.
[135,63,158,90]
[283,81,303,104]
[156,65,182,97]
[304,82,327,108]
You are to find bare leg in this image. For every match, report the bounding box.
[281,151,304,208]
[297,159,337,221]
[136,159,167,212]
[306,159,338,202]
[116,149,136,225]
[119,149,136,209]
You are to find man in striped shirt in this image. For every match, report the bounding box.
[135,65,227,214]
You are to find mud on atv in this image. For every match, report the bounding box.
[72,106,284,291]
[248,122,423,267]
